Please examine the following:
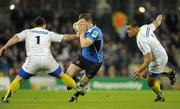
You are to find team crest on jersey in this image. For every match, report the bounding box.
[91,31,98,38]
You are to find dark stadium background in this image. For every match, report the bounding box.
[0,0,179,90]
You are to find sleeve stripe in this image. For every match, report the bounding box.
[139,42,145,53]
[146,27,150,36]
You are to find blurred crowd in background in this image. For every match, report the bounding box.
[0,0,179,78]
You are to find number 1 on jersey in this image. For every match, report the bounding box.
[36,36,40,44]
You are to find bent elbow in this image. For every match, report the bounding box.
[81,43,87,48]
[148,57,152,64]
[80,42,90,48]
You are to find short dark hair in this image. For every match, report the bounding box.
[78,13,92,22]
[32,16,46,27]
[127,20,139,27]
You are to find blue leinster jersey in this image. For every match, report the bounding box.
[81,25,103,63]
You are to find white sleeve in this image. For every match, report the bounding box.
[16,30,27,42]
[49,32,64,42]
[137,41,151,55]
[140,24,155,37]
[149,23,155,31]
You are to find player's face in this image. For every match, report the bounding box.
[79,19,88,31]
[126,25,137,38]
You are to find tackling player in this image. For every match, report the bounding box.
[0,16,80,103]
[66,13,103,102]
[127,15,176,102]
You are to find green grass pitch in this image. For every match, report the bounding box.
[0,90,180,109]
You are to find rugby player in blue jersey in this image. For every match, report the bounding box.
[67,13,104,102]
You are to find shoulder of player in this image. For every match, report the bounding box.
[21,29,30,32]
[139,24,152,36]
[140,24,149,31]
[16,29,29,35]
[91,26,102,35]
[136,32,147,43]
[87,25,99,32]
[37,27,49,31]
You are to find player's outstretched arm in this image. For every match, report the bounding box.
[0,35,19,56]
[62,34,79,41]
[134,52,152,80]
[152,14,163,31]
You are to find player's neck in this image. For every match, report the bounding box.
[88,24,93,29]
[135,28,140,38]
[34,26,45,29]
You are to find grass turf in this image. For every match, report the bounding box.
[0,90,180,109]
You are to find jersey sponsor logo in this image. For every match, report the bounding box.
[31,30,48,35]
[91,31,98,38]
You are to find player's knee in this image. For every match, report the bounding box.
[80,75,90,86]
[142,73,148,79]
[147,82,153,87]
[66,68,79,77]
[80,79,88,86]
[66,70,73,77]
[16,75,24,83]
[147,80,155,87]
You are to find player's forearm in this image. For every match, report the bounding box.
[62,34,79,41]
[3,35,19,49]
[138,62,149,73]
[79,34,87,48]
[138,58,151,73]
[152,15,162,30]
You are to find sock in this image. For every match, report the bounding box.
[151,80,163,97]
[3,79,20,101]
[61,74,78,91]
[160,72,170,77]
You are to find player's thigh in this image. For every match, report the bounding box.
[67,55,87,77]
[158,55,168,72]
[43,56,63,77]
[41,56,59,72]
[149,55,168,73]
[66,63,83,77]
[22,56,39,74]
[20,57,37,79]
[148,61,162,75]
[85,62,102,79]
[147,62,161,86]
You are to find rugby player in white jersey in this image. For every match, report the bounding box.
[127,15,176,102]
[0,16,80,103]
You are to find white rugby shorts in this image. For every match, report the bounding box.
[22,55,60,74]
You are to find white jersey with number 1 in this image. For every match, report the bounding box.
[16,27,64,56]
[136,24,168,73]
[16,27,64,74]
